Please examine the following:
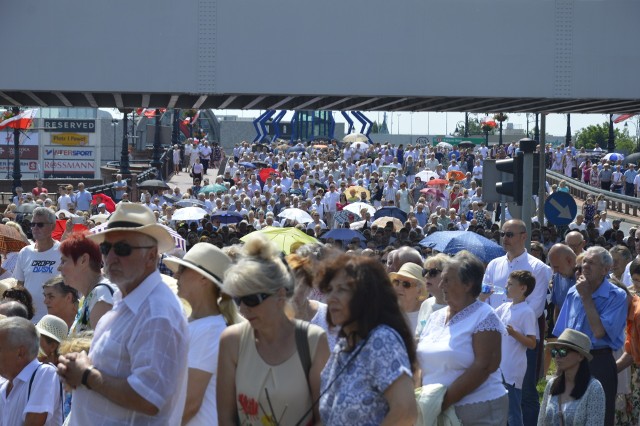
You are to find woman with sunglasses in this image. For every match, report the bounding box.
[163,243,242,426]
[389,263,426,335]
[217,234,330,426]
[539,328,605,425]
[316,253,417,425]
[415,254,449,338]
[58,233,116,336]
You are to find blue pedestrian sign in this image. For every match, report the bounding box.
[544,191,577,226]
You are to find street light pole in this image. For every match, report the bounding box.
[11,107,22,194]
[111,119,118,161]
[565,113,571,147]
[464,112,469,137]
[119,110,131,175]
[608,114,616,153]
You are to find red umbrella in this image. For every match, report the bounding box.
[0,224,28,253]
[427,179,449,186]
[92,194,116,213]
[259,168,280,182]
[446,171,466,181]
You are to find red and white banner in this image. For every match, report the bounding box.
[136,108,166,118]
[0,109,38,130]
[613,113,636,124]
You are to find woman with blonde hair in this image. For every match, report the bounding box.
[389,262,427,334]
[415,253,449,338]
[163,243,242,426]
[217,234,329,425]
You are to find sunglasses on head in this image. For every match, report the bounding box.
[99,241,155,257]
[550,348,572,358]
[233,293,272,307]
[392,279,415,289]
[30,222,50,228]
[500,231,525,238]
[423,268,442,277]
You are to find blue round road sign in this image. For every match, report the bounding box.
[544,191,578,226]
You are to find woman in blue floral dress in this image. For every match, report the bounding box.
[316,254,417,425]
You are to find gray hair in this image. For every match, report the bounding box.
[610,245,632,263]
[0,317,39,359]
[586,246,613,269]
[223,233,294,297]
[447,250,485,297]
[32,206,56,224]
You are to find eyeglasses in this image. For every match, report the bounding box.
[30,222,50,228]
[99,241,155,257]
[500,231,526,238]
[423,268,442,277]
[550,348,572,358]
[392,279,415,289]
[233,293,272,307]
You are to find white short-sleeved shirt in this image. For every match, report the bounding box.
[417,301,507,406]
[483,251,552,338]
[495,302,537,388]
[68,270,188,426]
[13,242,62,322]
[0,359,62,426]
[185,315,226,426]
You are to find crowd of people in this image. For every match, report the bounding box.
[0,137,639,425]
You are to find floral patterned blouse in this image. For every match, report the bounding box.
[319,325,412,425]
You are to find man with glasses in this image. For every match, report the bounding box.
[13,207,61,322]
[553,246,627,426]
[57,203,188,425]
[483,219,552,426]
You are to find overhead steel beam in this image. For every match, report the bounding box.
[167,95,180,109]
[346,97,381,110]
[25,91,47,107]
[243,95,266,109]
[267,96,294,110]
[112,93,123,109]
[0,92,19,106]
[53,92,73,107]
[141,94,150,108]
[193,95,208,109]
[316,97,351,110]
[218,95,237,109]
[291,96,324,110]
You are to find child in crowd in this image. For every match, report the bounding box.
[494,270,537,426]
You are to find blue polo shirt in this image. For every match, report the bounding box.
[553,278,627,350]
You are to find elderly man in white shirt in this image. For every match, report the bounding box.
[58,204,188,425]
[0,317,63,426]
[483,219,552,426]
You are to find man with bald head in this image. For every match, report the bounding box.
[386,246,423,273]
[564,231,585,256]
[547,244,577,321]
[483,219,552,426]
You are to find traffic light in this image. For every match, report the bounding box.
[496,152,523,205]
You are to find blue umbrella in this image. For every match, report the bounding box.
[239,162,257,169]
[286,145,307,153]
[210,211,244,224]
[419,231,505,263]
[322,228,366,242]
[373,207,408,222]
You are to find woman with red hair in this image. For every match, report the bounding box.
[58,233,116,335]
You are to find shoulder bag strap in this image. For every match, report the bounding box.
[294,320,312,384]
[27,362,42,401]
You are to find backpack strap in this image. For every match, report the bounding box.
[294,320,312,385]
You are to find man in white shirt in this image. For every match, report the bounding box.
[58,204,188,425]
[321,184,340,228]
[568,214,587,231]
[0,317,62,426]
[483,219,552,426]
[73,182,92,212]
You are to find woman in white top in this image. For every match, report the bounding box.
[163,243,243,426]
[58,233,116,336]
[417,251,508,425]
[286,252,339,350]
[389,263,426,335]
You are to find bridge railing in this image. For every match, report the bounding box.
[546,170,640,217]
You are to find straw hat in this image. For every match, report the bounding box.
[163,242,231,287]
[389,263,426,286]
[87,203,174,253]
[36,315,68,343]
[547,329,593,361]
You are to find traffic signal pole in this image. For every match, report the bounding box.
[537,115,546,228]
[520,138,538,250]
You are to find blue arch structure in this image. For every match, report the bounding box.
[271,110,287,141]
[253,110,275,143]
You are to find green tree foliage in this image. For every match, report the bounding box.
[371,121,379,133]
[454,117,489,136]
[575,123,636,153]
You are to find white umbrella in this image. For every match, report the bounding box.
[350,141,369,151]
[90,213,110,224]
[342,133,369,143]
[416,170,439,182]
[277,208,313,224]
[349,219,367,230]
[171,206,208,221]
[56,209,78,219]
[343,202,376,216]
[437,142,453,149]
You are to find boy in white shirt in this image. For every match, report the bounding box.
[494,271,537,426]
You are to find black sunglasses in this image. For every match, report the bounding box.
[99,241,155,257]
[550,348,572,358]
[423,268,442,278]
[233,293,272,308]
[500,231,526,238]
[30,222,50,228]
[392,279,415,289]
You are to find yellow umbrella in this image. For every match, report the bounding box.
[346,185,370,201]
[372,216,404,232]
[240,226,318,255]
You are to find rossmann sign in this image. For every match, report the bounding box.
[44,146,95,160]
[43,119,95,133]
